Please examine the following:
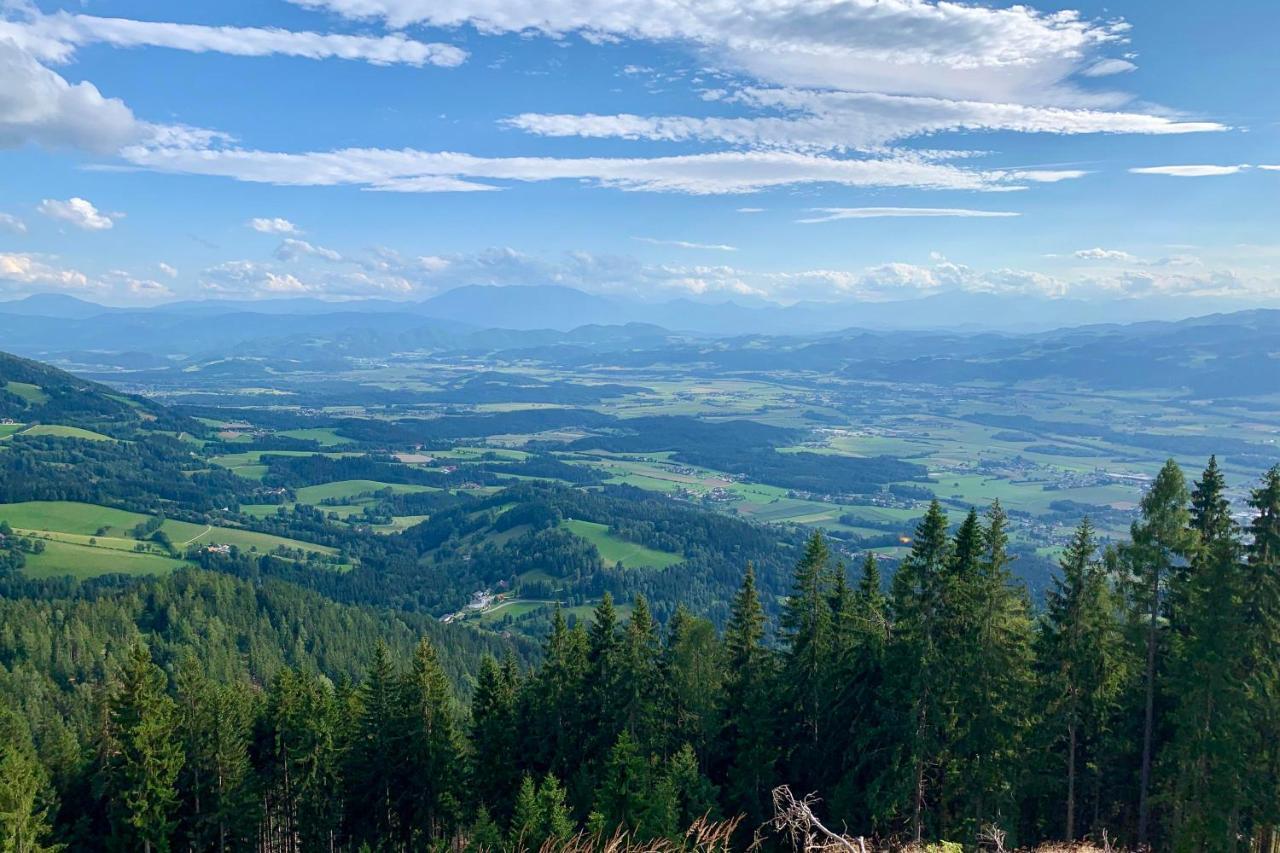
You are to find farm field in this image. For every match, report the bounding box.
[18,424,115,441]
[22,539,188,579]
[294,480,436,504]
[0,500,336,556]
[562,519,682,569]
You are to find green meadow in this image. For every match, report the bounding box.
[21,539,188,580]
[562,518,682,569]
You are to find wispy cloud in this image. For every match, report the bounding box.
[1130,164,1249,177]
[633,237,738,252]
[0,213,27,234]
[287,0,1127,102]
[1,11,466,68]
[1081,58,1137,77]
[508,91,1223,154]
[122,145,1086,195]
[797,207,1021,224]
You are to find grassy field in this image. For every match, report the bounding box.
[0,501,336,556]
[0,501,148,535]
[5,381,48,404]
[19,425,115,441]
[563,519,682,569]
[294,480,436,504]
[22,539,188,579]
[278,427,352,446]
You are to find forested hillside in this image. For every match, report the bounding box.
[4,455,1280,851]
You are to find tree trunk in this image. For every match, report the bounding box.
[1067,718,1077,841]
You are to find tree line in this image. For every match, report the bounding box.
[3,457,1280,851]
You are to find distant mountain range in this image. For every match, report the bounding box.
[2,285,1269,338]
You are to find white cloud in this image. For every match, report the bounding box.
[507,89,1223,153]
[1130,164,1248,177]
[1074,247,1137,261]
[286,0,1127,103]
[1,11,466,67]
[122,144,1087,195]
[1257,165,1280,172]
[1081,58,1137,77]
[186,244,1280,304]
[633,237,737,252]
[0,39,144,152]
[248,217,301,234]
[798,207,1020,223]
[157,262,178,278]
[275,237,343,262]
[0,252,93,290]
[0,213,26,234]
[736,207,765,214]
[127,279,173,298]
[37,197,114,230]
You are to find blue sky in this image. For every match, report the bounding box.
[0,0,1276,308]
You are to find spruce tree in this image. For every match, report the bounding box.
[950,502,1035,841]
[1036,518,1126,841]
[1245,467,1280,847]
[662,607,724,759]
[100,643,184,853]
[347,642,408,845]
[779,531,835,794]
[403,637,466,842]
[717,564,777,831]
[886,500,951,842]
[174,654,254,852]
[594,731,651,836]
[0,705,59,853]
[1123,460,1193,846]
[471,654,521,819]
[1165,461,1251,852]
[617,596,663,754]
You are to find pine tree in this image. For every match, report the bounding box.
[829,552,891,832]
[886,500,951,842]
[525,607,588,781]
[0,704,59,853]
[536,774,575,844]
[262,668,342,852]
[347,642,408,845]
[1165,461,1252,851]
[403,637,466,842]
[663,744,719,834]
[100,643,184,853]
[717,565,777,831]
[1036,518,1126,841]
[1245,467,1280,848]
[174,654,254,852]
[594,732,651,836]
[1123,460,1193,846]
[662,607,724,759]
[471,654,521,819]
[510,774,541,847]
[585,594,624,770]
[779,531,835,794]
[617,596,663,754]
[949,502,1035,841]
